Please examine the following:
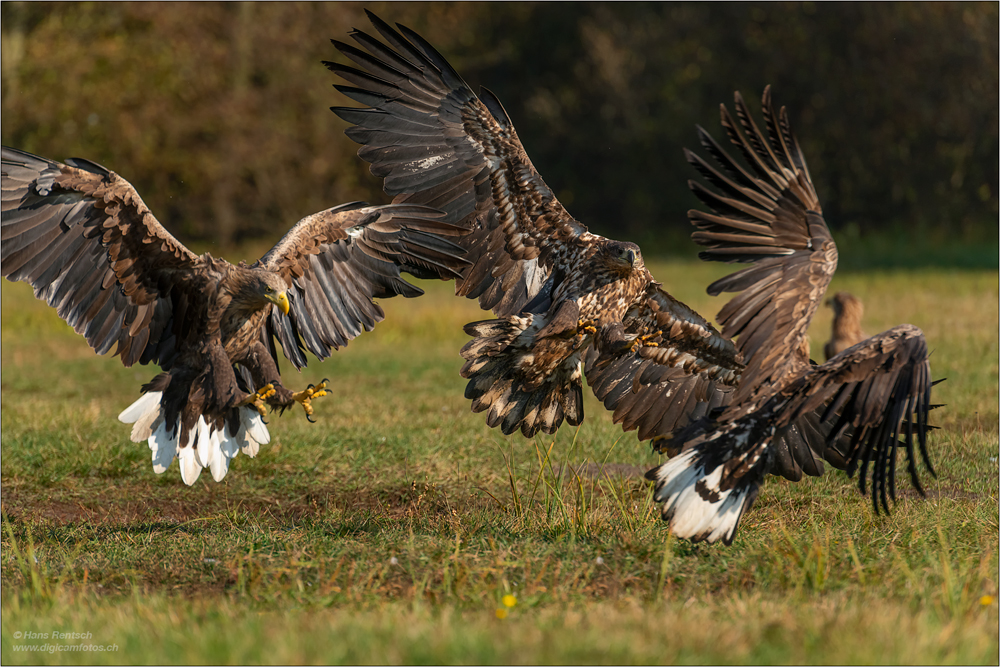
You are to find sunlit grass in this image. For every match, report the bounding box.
[1,592,995,665]
[1,260,997,664]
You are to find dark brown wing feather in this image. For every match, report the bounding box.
[781,325,935,512]
[1,146,199,369]
[645,89,938,544]
[685,87,937,499]
[327,10,585,317]
[258,201,468,368]
[584,284,743,439]
[686,87,836,402]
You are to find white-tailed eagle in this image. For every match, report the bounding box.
[644,88,938,544]
[326,11,744,439]
[2,147,468,484]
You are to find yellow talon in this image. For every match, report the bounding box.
[651,433,677,455]
[630,330,663,353]
[577,319,597,336]
[241,383,275,417]
[292,379,328,423]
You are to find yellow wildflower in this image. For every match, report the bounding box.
[495,608,509,619]
[502,594,517,608]
[980,595,994,606]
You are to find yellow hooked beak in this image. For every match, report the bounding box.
[267,291,290,315]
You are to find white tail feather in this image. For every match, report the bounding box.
[706,491,749,543]
[220,429,241,468]
[178,438,202,486]
[118,391,163,424]
[234,407,268,457]
[194,418,212,468]
[244,410,270,446]
[231,418,256,458]
[131,408,162,443]
[149,419,175,474]
[120,395,269,483]
[650,449,754,545]
[209,427,230,482]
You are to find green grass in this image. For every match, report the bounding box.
[1,259,997,664]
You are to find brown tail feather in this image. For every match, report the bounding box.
[461,316,584,437]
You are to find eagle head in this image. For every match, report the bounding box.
[231,268,290,316]
[599,240,643,275]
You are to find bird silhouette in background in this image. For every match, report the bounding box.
[824,291,868,361]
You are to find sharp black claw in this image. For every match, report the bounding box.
[307,414,316,424]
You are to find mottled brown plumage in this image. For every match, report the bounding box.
[327,11,743,438]
[824,291,867,360]
[2,147,468,484]
[645,88,938,544]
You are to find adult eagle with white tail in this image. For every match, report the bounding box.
[326,11,744,439]
[1,147,468,484]
[645,88,938,544]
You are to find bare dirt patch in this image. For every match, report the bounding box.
[0,477,498,528]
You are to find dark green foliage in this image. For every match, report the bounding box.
[2,3,996,260]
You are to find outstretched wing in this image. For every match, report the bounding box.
[1,146,199,368]
[645,325,934,545]
[685,86,835,402]
[327,10,586,317]
[584,284,743,439]
[685,88,938,503]
[259,201,468,369]
[647,88,939,543]
[784,325,936,513]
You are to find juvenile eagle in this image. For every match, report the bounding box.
[644,88,937,544]
[824,291,868,361]
[1,147,467,484]
[326,12,743,438]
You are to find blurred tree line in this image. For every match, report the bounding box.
[2,2,996,257]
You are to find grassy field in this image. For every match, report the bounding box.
[1,258,997,664]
